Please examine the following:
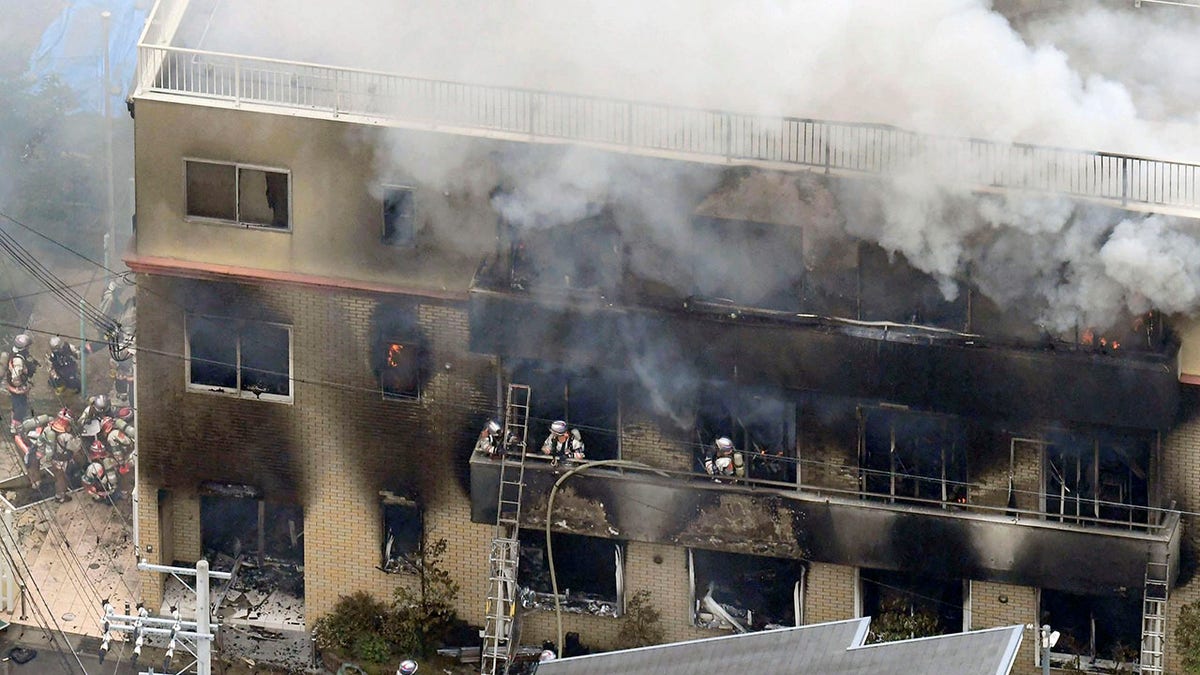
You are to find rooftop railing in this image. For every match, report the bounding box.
[136,42,1200,212]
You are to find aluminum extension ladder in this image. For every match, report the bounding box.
[1140,558,1169,674]
[480,384,532,675]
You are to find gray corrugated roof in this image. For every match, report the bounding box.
[533,619,1023,675]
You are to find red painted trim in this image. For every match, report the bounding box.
[1180,373,1200,386]
[124,253,470,301]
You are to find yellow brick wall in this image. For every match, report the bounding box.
[1162,389,1200,674]
[969,581,1038,675]
[803,562,857,625]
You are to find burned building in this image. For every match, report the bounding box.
[128,2,1200,674]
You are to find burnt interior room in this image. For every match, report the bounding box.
[1041,589,1142,666]
[508,211,622,294]
[1041,427,1151,525]
[517,530,622,615]
[508,361,620,460]
[690,549,803,631]
[694,386,796,482]
[859,406,969,505]
[380,491,422,574]
[200,492,304,571]
[689,216,805,312]
[859,568,964,640]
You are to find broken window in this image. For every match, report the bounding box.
[185,159,290,230]
[858,243,967,330]
[380,491,422,573]
[694,387,797,483]
[516,530,623,617]
[689,549,803,631]
[186,315,293,402]
[1043,428,1150,526]
[506,211,622,293]
[859,406,968,506]
[860,569,964,641]
[382,186,415,247]
[1041,589,1142,670]
[378,341,422,400]
[508,362,620,460]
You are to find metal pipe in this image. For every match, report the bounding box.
[137,560,232,579]
[197,559,211,675]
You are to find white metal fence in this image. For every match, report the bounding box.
[136,44,1200,211]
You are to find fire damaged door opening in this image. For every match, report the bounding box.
[517,530,623,617]
[199,489,306,626]
[689,549,803,632]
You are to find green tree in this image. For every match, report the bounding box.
[868,598,941,643]
[616,589,665,649]
[1176,598,1200,673]
[383,537,461,657]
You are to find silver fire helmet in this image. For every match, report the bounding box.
[93,394,110,412]
[49,336,63,350]
[487,420,502,433]
[13,334,31,351]
[551,420,568,435]
[716,437,734,451]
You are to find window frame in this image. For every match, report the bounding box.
[380,491,423,574]
[183,158,293,231]
[185,313,294,404]
[688,548,804,632]
[378,338,423,402]
[380,184,416,247]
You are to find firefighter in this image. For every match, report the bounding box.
[34,408,81,502]
[704,437,744,479]
[82,455,119,501]
[110,347,134,406]
[45,335,82,396]
[79,393,111,431]
[541,420,585,464]
[474,419,505,457]
[2,334,39,432]
[102,424,135,496]
[397,659,418,675]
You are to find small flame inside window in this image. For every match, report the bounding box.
[387,343,404,368]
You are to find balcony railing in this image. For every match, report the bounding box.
[136,41,1200,212]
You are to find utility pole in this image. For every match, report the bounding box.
[110,559,231,675]
[1040,624,1059,675]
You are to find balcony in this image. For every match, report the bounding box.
[470,453,1181,595]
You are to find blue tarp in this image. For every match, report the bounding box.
[27,0,148,114]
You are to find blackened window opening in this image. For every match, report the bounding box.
[860,569,963,642]
[859,407,968,506]
[187,315,292,400]
[381,493,422,573]
[690,549,802,631]
[694,387,796,482]
[509,362,619,460]
[1043,428,1150,526]
[517,531,622,616]
[379,341,422,399]
[1041,589,1142,667]
[507,211,621,294]
[382,187,415,246]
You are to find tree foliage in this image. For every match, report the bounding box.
[868,598,941,643]
[1177,598,1200,673]
[616,589,665,649]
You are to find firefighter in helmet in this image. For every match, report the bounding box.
[705,437,744,480]
[541,420,585,464]
[2,334,39,432]
[474,419,506,457]
[45,335,82,397]
[36,408,81,502]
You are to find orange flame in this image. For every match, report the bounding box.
[387,343,404,368]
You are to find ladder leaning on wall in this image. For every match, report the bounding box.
[1140,557,1169,675]
[480,383,532,675]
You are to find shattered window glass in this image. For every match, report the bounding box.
[690,549,802,632]
[238,167,290,229]
[517,530,623,617]
[186,161,236,221]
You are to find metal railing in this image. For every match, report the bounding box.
[136,42,1200,211]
